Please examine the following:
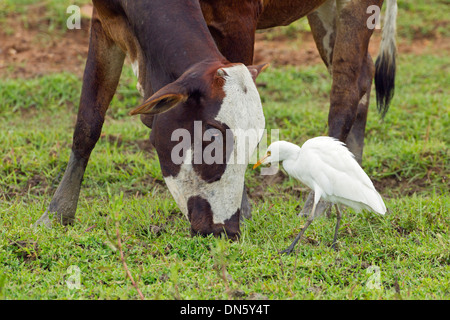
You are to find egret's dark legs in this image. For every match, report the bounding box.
[281,201,318,255]
[331,205,342,251]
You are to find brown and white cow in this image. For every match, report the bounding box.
[200,0,397,216]
[34,0,268,239]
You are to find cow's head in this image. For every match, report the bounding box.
[130,61,266,240]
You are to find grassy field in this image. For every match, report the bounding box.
[0,1,449,300]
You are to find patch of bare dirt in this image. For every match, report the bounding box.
[0,6,90,79]
[100,133,155,153]
[254,32,322,66]
[249,170,288,201]
[254,30,450,67]
[8,239,39,262]
[1,5,448,79]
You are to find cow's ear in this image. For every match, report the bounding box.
[247,63,269,82]
[129,83,188,115]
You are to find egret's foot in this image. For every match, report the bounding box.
[330,242,339,251]
[279,246,296,255]
[299,192,331,218]
[279,231,306,255]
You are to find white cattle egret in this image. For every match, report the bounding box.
[253,136,386,254]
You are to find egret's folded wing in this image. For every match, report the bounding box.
[299,137,386,214]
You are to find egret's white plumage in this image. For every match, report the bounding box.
[254,136,386,254]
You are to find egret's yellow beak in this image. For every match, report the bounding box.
[253,153,269,169]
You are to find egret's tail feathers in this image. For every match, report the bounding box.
[372,199,387,215]
[366,190,387,215]
[356,182,387,215]
[374,0,397,118]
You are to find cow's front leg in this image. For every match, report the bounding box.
[34,12,125,227]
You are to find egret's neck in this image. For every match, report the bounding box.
[280,145,301,162]
[281,158,297,177]
[279,145,301,175]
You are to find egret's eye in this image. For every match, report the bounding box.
[267,151,271,156]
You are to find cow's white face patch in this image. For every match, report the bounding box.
[164,147,248,224]
[164,64,265,224]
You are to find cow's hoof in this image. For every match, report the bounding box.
[33,210,53,229]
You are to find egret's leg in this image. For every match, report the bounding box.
[331,205,342,251]
[280,201,317,255]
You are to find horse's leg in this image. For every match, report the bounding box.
[34,10,125,227]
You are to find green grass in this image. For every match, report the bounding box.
[395,0,450,39]
[0,0,449,300]
[0,0,91,32]
[1,51,449,299]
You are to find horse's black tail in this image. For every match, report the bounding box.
[374,0,397,118]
